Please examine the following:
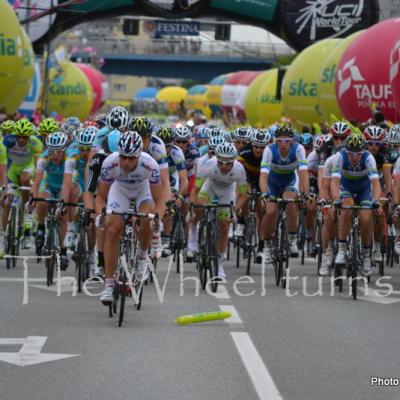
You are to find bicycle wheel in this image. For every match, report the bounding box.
[207,225,219,293]
[314,220,322,275]
[75,226,86,293]
[235,236,241,269]
[281,221,290,289]
[245,214,257,276]
[273,223,281,286]
[5,207,17,270]
[351,229,359,300]
[118,270,127,327]
[197,222,207,290]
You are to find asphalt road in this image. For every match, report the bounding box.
[0,247,400,400]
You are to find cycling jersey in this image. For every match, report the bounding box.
[92,127,111,150]
[100,151,161,213]
[322,153,340,179]
[65,144,89,193]
[195,153,215,179]
[3,134,42,165]
[144,135,168,170]
[196,158,247,206]
[37,150,72,197]
[237,144,262,190]
[332,149,379,205]
[0,142,7,165]
[86,150,108,193]
[184,143,200,177]
[261,143,307,197]
[318,138,335,166]
[307,150,319,194]
[371,147,392,172]
[167,145,186,191]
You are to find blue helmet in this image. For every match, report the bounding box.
[299,133,313,147]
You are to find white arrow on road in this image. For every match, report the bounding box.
[358,288,400,304]
[0,336,80,367]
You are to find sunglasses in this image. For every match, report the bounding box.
[79,146,91,151]
[176,140,188,144]
[332,136,345,141]
[49,149,64,155]
[120,155,138,160]
[253,145,266,150]
[348,150,364,156]
[217,160,234,166]
[276,139,292,144]
[366,141,381,146]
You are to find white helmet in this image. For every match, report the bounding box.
[174,126,191,141]
[106,106,129,130]
[46,131,68,151]
[118,131,143,157]
[76,126,97,146]
[215,142,238,162]
[386,124,400,145]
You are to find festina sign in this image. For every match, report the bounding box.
[279,0,379,50]
[155,20,200,36]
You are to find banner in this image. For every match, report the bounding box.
[211,0,278,22]
[155,20,200,36]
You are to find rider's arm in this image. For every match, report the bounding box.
[95,181,110,215]
[178,168,188,197]
[32,170,44,198]
[0,143,7,187]
[366,155,381,202]
[190,178,203,204]
[382,164,392,195]
[150,183,164,217]
[60,156,75,201]
[259,146,272,194]
[330,177,341,201]
[31,136,43,167]
[297,145,310,195]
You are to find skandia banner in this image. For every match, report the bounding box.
[18,59,41,117]
[155,20,200,36]
[336,18,400,123]
[279,0,379,50]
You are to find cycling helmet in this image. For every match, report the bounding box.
[1,120,15,134]
[174,126,191,141]
[298,133,314,147]
[103,129,121,154]
[268,125,278,138]
[330,121,351,137]
[14,118,33,136]
[275,124,294,138]
[251,130,270,146]
[38,118,59,135]
[186,120,195,130]
[345,134,366,152]
[158,126,175,144]
[313,135,324,151]
[46,131,68,151]
[223,130,233,143]
[215,142,238,162]
[65,116,81,127]
[386,125,400,145]
[118,131,143,157]
[195,125,208,140]
[363,125,386,142]
[76,126,97,146]
[233,127,251,142]
[106,106,129,130]
[207,127,224,139]
[128,116,153,136]
[208,136,225,150]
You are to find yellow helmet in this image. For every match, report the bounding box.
[14,118,33,137]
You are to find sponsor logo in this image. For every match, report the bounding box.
[390,39,400,82]
[295,0,364,41]
[0,33,23,57]
[321,64,336,84]
[260,94,280,104]
[49,82,87,96]
[338,57,394,110]
[288,79,317,97]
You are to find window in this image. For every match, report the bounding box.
[114,83,126,92]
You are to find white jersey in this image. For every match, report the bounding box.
[393,157,400,176]
[100,151,161,189]
[197,158,247,198]
[144,135,168,170]
[322,153,340,179]
[307,150,319,179]
[196,153,215,177]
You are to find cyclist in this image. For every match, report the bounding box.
[37,118,59,144]
[331,134,381,276]
[186,136,224,260]
[237,129,272,262]
[60,126,97,269]
[232,127,252,153]
[190,141,248,278]
[157,126,188,254]
[31,132,69,255]
[0,120,15,136]
[96,131,164,305]
[2,118,42,248]
[259,124,310,262]
[363,125,390,262]
[299,132,314,158]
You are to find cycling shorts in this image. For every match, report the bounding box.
[198,180,234,219]
[107,181,153,213]
[340,182,372,206]
[268,174,298,198]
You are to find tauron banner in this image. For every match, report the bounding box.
[279,0,380,50]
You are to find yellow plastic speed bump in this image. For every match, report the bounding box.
[175,311,232,325]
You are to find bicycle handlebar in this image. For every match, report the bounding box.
[105,209,158,220]
[31,197,60,204]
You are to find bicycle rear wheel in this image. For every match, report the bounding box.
[281,222,290,289]
[245,215,256,276]
[45,221,55,286]
[351,229,359,300]
[207,226,219,293]
[6,207,17,270]
[118,272,127,327]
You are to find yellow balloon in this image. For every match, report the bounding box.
[244,70,276,125]
[207,74,231,107]
[186,85,212,119]
[0,0,25,108]
[282,39,340,125]
[46,61,94,120]
[257,68,282,126]
[4,27,34,113]
[319,32,363,121]
[156,86,187,112]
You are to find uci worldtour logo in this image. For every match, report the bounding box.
[295,0,364,41]
[338,57,393,109]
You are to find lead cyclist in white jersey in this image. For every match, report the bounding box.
[190,141,248,278]
[95,131,164,305]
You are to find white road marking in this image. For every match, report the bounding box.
[0,336,80,367]
[0,278,47,282]
[231,332,283,400]
[358,288,400,304]
[213,285,230,299]
[219,305,242,323]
